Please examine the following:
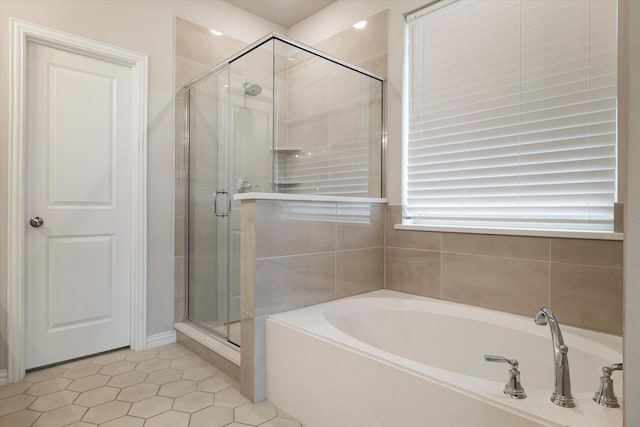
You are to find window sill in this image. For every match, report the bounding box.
[395,223,624,241]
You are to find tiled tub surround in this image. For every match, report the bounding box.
[239,201,621,404]
[267,291,623,427]
[386,205,624,335]
[240,197,386,402]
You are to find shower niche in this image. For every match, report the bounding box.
[183,34,383,347]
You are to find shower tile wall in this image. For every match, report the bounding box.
[385,205,624,335]
[312,10,389,78]
[274,10,388,197]
[174,12,389,325]
[240,200,386,402]
[174,18,246,323]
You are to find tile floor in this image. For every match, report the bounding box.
[0,343,302,427]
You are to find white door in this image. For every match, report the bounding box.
[25,41,132,369]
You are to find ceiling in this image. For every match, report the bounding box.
[223,0,337,28]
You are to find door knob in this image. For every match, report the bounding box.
[29,217,44,228]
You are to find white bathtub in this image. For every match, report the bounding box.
[266,290,623,427]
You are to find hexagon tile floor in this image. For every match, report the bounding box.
[0,343,303,427]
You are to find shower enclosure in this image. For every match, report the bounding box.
[183,34,384,347]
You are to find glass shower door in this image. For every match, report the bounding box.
[186,67,231,340]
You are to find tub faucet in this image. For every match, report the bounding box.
[535,307,575,408]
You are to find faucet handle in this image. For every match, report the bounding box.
[484,355,519,369]
[604,363,623,374]
[484,355,526,399]
[593,363,623,408]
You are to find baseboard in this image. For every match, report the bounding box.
[146,330,176,349]
[0,369,8,385]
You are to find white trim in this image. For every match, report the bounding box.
[174,322,241,366]
[146,330,177,349]
[235,192,387,204]
[395,223,624,241]
[7,19,148,383]
[0,369,8,386]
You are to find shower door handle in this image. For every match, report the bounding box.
[213,191,231,217]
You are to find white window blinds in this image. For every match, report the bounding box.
[404,0,617,232]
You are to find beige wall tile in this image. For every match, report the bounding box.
[550,238,623,267]
[241,201,256,317]
[174,89,186,177]
[336,247,384,298]
[239,317,254,401]
[551,263,623,334]
[254,253,335,317]
[174,177,186,219]
[174,256,185,299]
[442,253,549,315]
[386,247,441,298]
[337,203,385,250]
[252,315,267,403]
[174,217,186,260]
[175,17,245,68]
[174,57,211,90]
[386,205,441,250]
[313,9,389,77]
[354,51,388,79]
[288,77,331,121]
[239,315,268,403]
[255,201,336,259]
[443,233,549,260]
[174,297,185,323]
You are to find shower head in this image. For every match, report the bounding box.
[242,80,262,96]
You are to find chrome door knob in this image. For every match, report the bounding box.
[29,217,44,228]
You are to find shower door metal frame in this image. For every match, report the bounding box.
[183,66,234,343]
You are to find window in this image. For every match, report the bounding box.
[404,0,617,232]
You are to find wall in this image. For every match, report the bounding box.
[290,0,635,418]
[623,0,640,424]
[387,206,623,334]
[240,198,385,402]
[0,0,285,370]
[290,0,629,207]
[278,10,387,198]
[289,0,423,205]
[288,0,626,334]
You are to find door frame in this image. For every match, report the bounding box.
[7,19,148,382]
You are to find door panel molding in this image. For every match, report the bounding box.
[7,19,148,382]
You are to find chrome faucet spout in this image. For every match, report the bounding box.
[535,307,575,408]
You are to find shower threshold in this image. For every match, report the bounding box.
[174,321,241,366]
[206,321,241,344]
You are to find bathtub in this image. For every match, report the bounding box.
[266,290,623,427]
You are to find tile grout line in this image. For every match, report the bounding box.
[255,250,335,261]
[548,239,552,307]
[334,202,338,299]
[440,233,444,298]
[383,205,387,291]
[335,246,385,253]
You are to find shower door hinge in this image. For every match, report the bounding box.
[213,191,231,217]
